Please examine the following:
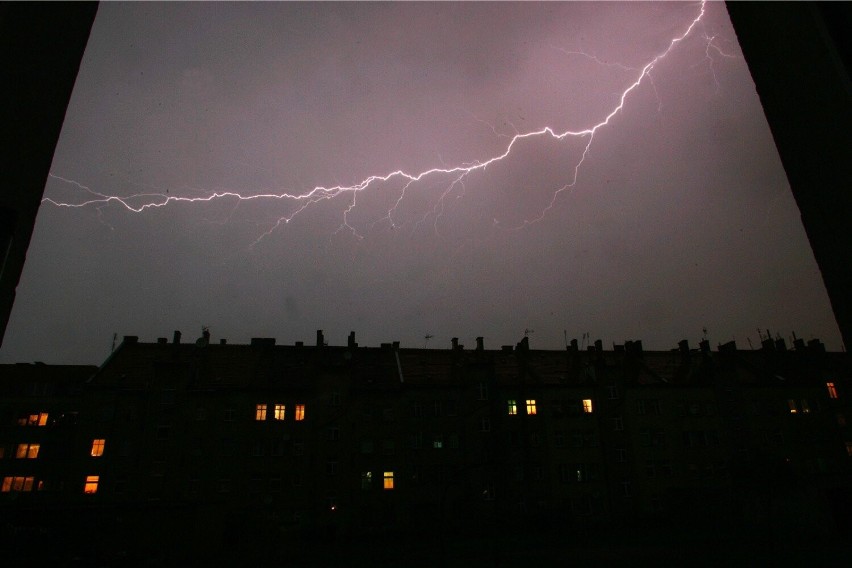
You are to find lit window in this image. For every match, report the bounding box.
[827,382,839,399]
[383,471,394,490]
[28,414,39,425]
[526,400,537,415]
[84,475,99,494]
[295,404,305,421]
[16,443,39,459]
[1,476,35,492]
[255,404,267,421]
[847,442,852,457]
[361,471,372,490]
[274,404,286,420]
[801,399,811,413]
[91,439,105,457]
[788,399,798,414]
[507,400,517,416]
[37,413,48,426]
[433,435,443,449]
[583,399,593,413]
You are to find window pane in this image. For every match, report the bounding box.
[255,404,267,421]
[383,471,394,490]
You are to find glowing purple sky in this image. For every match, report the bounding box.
[1,1,842,364]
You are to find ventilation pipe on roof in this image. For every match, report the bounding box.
[316,330,324,348]
[348,331,357,349]
[476,337,484,351]
[172,330,181,345]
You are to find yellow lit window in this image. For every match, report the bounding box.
[507,400,517,416]
[84,475,99,494]
[295,404,305,421]
[255,404,267,421]
[383,471,394,490]
[28,414,39,425]
[91,439,105,457]
[827,382,839,399]
[583,399,594,414]
[16,443,39,459]
[788,399,798,414]
[526,400,537,415]
[274,404,286,420]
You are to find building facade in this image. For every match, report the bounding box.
[1,332,851,563]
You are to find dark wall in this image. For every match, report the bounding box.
[727,2,852,351]
[0,3,98,347]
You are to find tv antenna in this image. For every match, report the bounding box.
[424,334,433,348]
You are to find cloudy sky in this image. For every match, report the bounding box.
[1,1,842,364]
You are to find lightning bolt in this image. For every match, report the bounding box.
[45,1,713,246]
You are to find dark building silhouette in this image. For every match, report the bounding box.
[2,332,851,564]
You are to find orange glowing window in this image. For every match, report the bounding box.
[827,383,839,399]
[16,443,39,459]
[788,399,798,414]
[847,442,852,457]
[91,439,105,457]
[383,471,394,490]
[507,400,517,415]
[255,404,267,421]
[526,400,537,415]
[2,476,35,492]
[295,404,305,421]
[274,404,286,420]
[84,475,99,494]
[583,399,594,414]
[28,414,39,425]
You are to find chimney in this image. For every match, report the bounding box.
[774,338,787,351]
[699,339,710,353]
[392,341,400,350]
[348,331,357,349]
[476,337,484,351]
[678,339,689,354]
[219,338,227,345]
[202,328,210,342]
[570,339,578,352]
[157,337,168,345]
[123,335,138,345]
[451,337,459,350]
[594,339,603,352]
[761,338,775,351]
[172,330,181,345]
[793,338,806,351]
[295,341,304,348]
[808,338,825,353]
[718,340,737,353]
[316,330,324,348]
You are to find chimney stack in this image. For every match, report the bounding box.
[348,331,357,349]
[451,337,459,350]
[476,337,484,351]
[570,338,578,352]
[173,330,181,345]
[594,339,603,352]
[678,339,689,354]
[699,339,710,353]
[316,330,324,347]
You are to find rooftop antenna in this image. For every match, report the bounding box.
[111,332,117,353]
[702,327,708,341]
[424,334,433,348]
[524,328,534,337]
[563,330,568,349]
